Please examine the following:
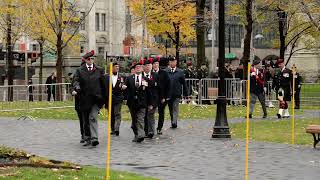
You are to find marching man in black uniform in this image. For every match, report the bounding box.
[153,57,170,135]
[273,59,293,118]
[72,50,107,146]
[125,60,153,143]
[143,58,159,138]
[107,62,126,136]
[167,57,188,128]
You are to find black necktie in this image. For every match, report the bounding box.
[171,68,174,73]
[88,66,92,71]
[146,74,149,79]
[135,76,139,87]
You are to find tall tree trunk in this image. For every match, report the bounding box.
[278,11,286,59]
[242,0,253,80]
[55,0,63,101]
[6,11,14,101]
[38,39,44,101]
[196,0,206,70]
[56,35,63,101]
[175,26,180,66]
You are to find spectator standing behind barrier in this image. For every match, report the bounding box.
[197,63,210,105]
[264,61,275,108]
[167,57,188,129]
[106,62,126,136]
[72,53,107,147]
[184,61,196,104]
[249,59,267,118]
[46,72,56,101]
[28,79,34,102]
[235,62,244,80]
[153,57,170,135]
[272,59,293,118]
[292,66,302,109]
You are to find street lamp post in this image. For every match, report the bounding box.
[212,0,231,138]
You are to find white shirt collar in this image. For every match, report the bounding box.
[144,72,151,77]
[112,73,118,87]
[171,67,176,72]
[86,64,93,70]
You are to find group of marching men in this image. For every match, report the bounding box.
[71,50,189,146]
[71,50,301,146]
[249,58,302,119]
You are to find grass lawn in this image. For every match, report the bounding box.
[0,146,157,180]
[0,101,304,120]
[230,118,320,146]
[301,83,320,97]
[0,167,157,180]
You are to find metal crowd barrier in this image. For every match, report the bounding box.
[184,78,320,107]
[0,83,74,120]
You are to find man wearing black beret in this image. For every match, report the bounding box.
[72,50,107,146]
[249,59,267,118]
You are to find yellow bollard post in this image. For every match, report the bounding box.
[105,63,113,180]
[245,63,251,180]
[292,65,296,145]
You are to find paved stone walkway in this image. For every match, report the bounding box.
[0,111,319,180]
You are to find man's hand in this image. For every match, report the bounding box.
[148,105,153,111]
[263,87,267,93]
[71,90,77,96]
[161,99,166,103]
[121,85,127,90]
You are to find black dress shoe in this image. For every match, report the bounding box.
[147,133,154,139]
[111,131,115,135]
[83,140,91,146]
[91,140,99,146]
[80,139,85,143]
[171,124,177,129]
[157,129,162,135]
[249,114,252,118]
[277,114,282,119]
[263,114,267,118]
[137,137,144,143]
[115,131,119,136]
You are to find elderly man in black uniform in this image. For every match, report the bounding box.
[249,59,267,118]
[142,58,159,138]
[71,59,86,143]
[273,59,293,118]
[72,52,107,146]
[167,57,188,128]
[106,62,126,136]
[125,60,153,143]
[153,57,170,135]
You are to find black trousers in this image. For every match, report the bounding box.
[157,101,168,131]
[294,88,301,108]
[76,109,84,139]
[47,90,55,101]
[81,111,91,140]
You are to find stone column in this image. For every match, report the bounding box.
[88,0,96,52]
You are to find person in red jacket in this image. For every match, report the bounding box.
[249,59,267,118]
